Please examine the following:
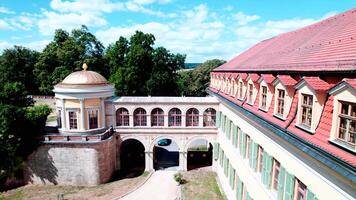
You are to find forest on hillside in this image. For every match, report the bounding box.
[0,25,225,187]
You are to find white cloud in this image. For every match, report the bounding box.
[49,0,174,17]
[132,0,172,5]
[24,40,51,51]
[0,40,50,53]
[0,41,12,51]
[0,19,12,30]
[0,6,15,14]
[235,18,317,40]
[36,0,176,36]
[223,5,233,12]
[38,10,107,35]
[50,0,125,13]
[96,4,227,62]
[234,12,260,25]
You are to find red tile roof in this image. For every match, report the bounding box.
[297,76,333,91]
[287,95,356,165]
[248,73,260,82]
[238,73,248,80]
[275,75,297,87]
[260,74,276,84]
[214,8,356,72]
[343,78,356,89]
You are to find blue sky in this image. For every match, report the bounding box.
[0,0,355,62]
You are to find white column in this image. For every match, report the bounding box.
[145,151,153,171]
[101,98,106,128]
[147,113,151,127]
[80,99,85,130]
[164,113,169,127]
[60,98,66,130]
[130,113,134,127]
[179,151,187,171]
[112,104,116,127]
[199,113,204,127]
[182,114,186,127]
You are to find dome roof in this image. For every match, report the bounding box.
[55,63,110,88]
[61,70,108,85]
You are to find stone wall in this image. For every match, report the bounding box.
[26,138,116,186]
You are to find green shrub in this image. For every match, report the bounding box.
[174,172,186,185]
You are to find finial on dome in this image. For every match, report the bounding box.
[82,63,88,71]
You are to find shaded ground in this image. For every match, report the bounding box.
[0,172,149,200]
[181,169,224,200]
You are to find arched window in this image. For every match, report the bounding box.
[203,108,216,127]
[186,108,199,127]
[116,108,129,126]
[168,108,182,127]
[151,108,164,126]
[134,108,147,126]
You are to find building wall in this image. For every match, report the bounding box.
[215,102,354,200]
[26,138,116,186]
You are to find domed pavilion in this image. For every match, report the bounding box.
[53,63,115,134]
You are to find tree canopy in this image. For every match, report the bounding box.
[178,59,226,96]
[107,31,186,96]
[34,25,106,94]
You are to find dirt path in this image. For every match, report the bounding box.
[120,170,180,200]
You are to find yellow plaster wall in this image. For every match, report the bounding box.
[85,98,101,107]
[65,99,80,108]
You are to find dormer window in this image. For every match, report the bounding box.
[338,102,355,145]
[238,81,243,99]
[301,94,313,128]
[261,86,267,109]
[248,83,253,104]
[277,89,285,116]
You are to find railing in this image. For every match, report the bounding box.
[42,127,114,143]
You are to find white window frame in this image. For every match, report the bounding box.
[67,109,79,130]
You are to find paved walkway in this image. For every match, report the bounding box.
[120,170,180,200]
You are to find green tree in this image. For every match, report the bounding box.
[0,74,50,186]
[147,47,185,96]
[178,59,225,96]
[0,46,40,94]
[107,31,185,96]
[34,25,106,94]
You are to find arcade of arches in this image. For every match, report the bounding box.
[118,135,215,172]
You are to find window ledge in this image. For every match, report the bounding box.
[273,114,286,121]
[329,139,356,153]
[258,107,268,113]
[295,124,315,134]
[246,102,254,106]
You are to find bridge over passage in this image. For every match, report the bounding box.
[105,96,219,172]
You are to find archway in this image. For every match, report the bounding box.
[153,138,179,170]
[186,139,213,170]
[120,139,145,177]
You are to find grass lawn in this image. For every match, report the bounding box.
[0,171,150,200]
[181,170,225,200]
